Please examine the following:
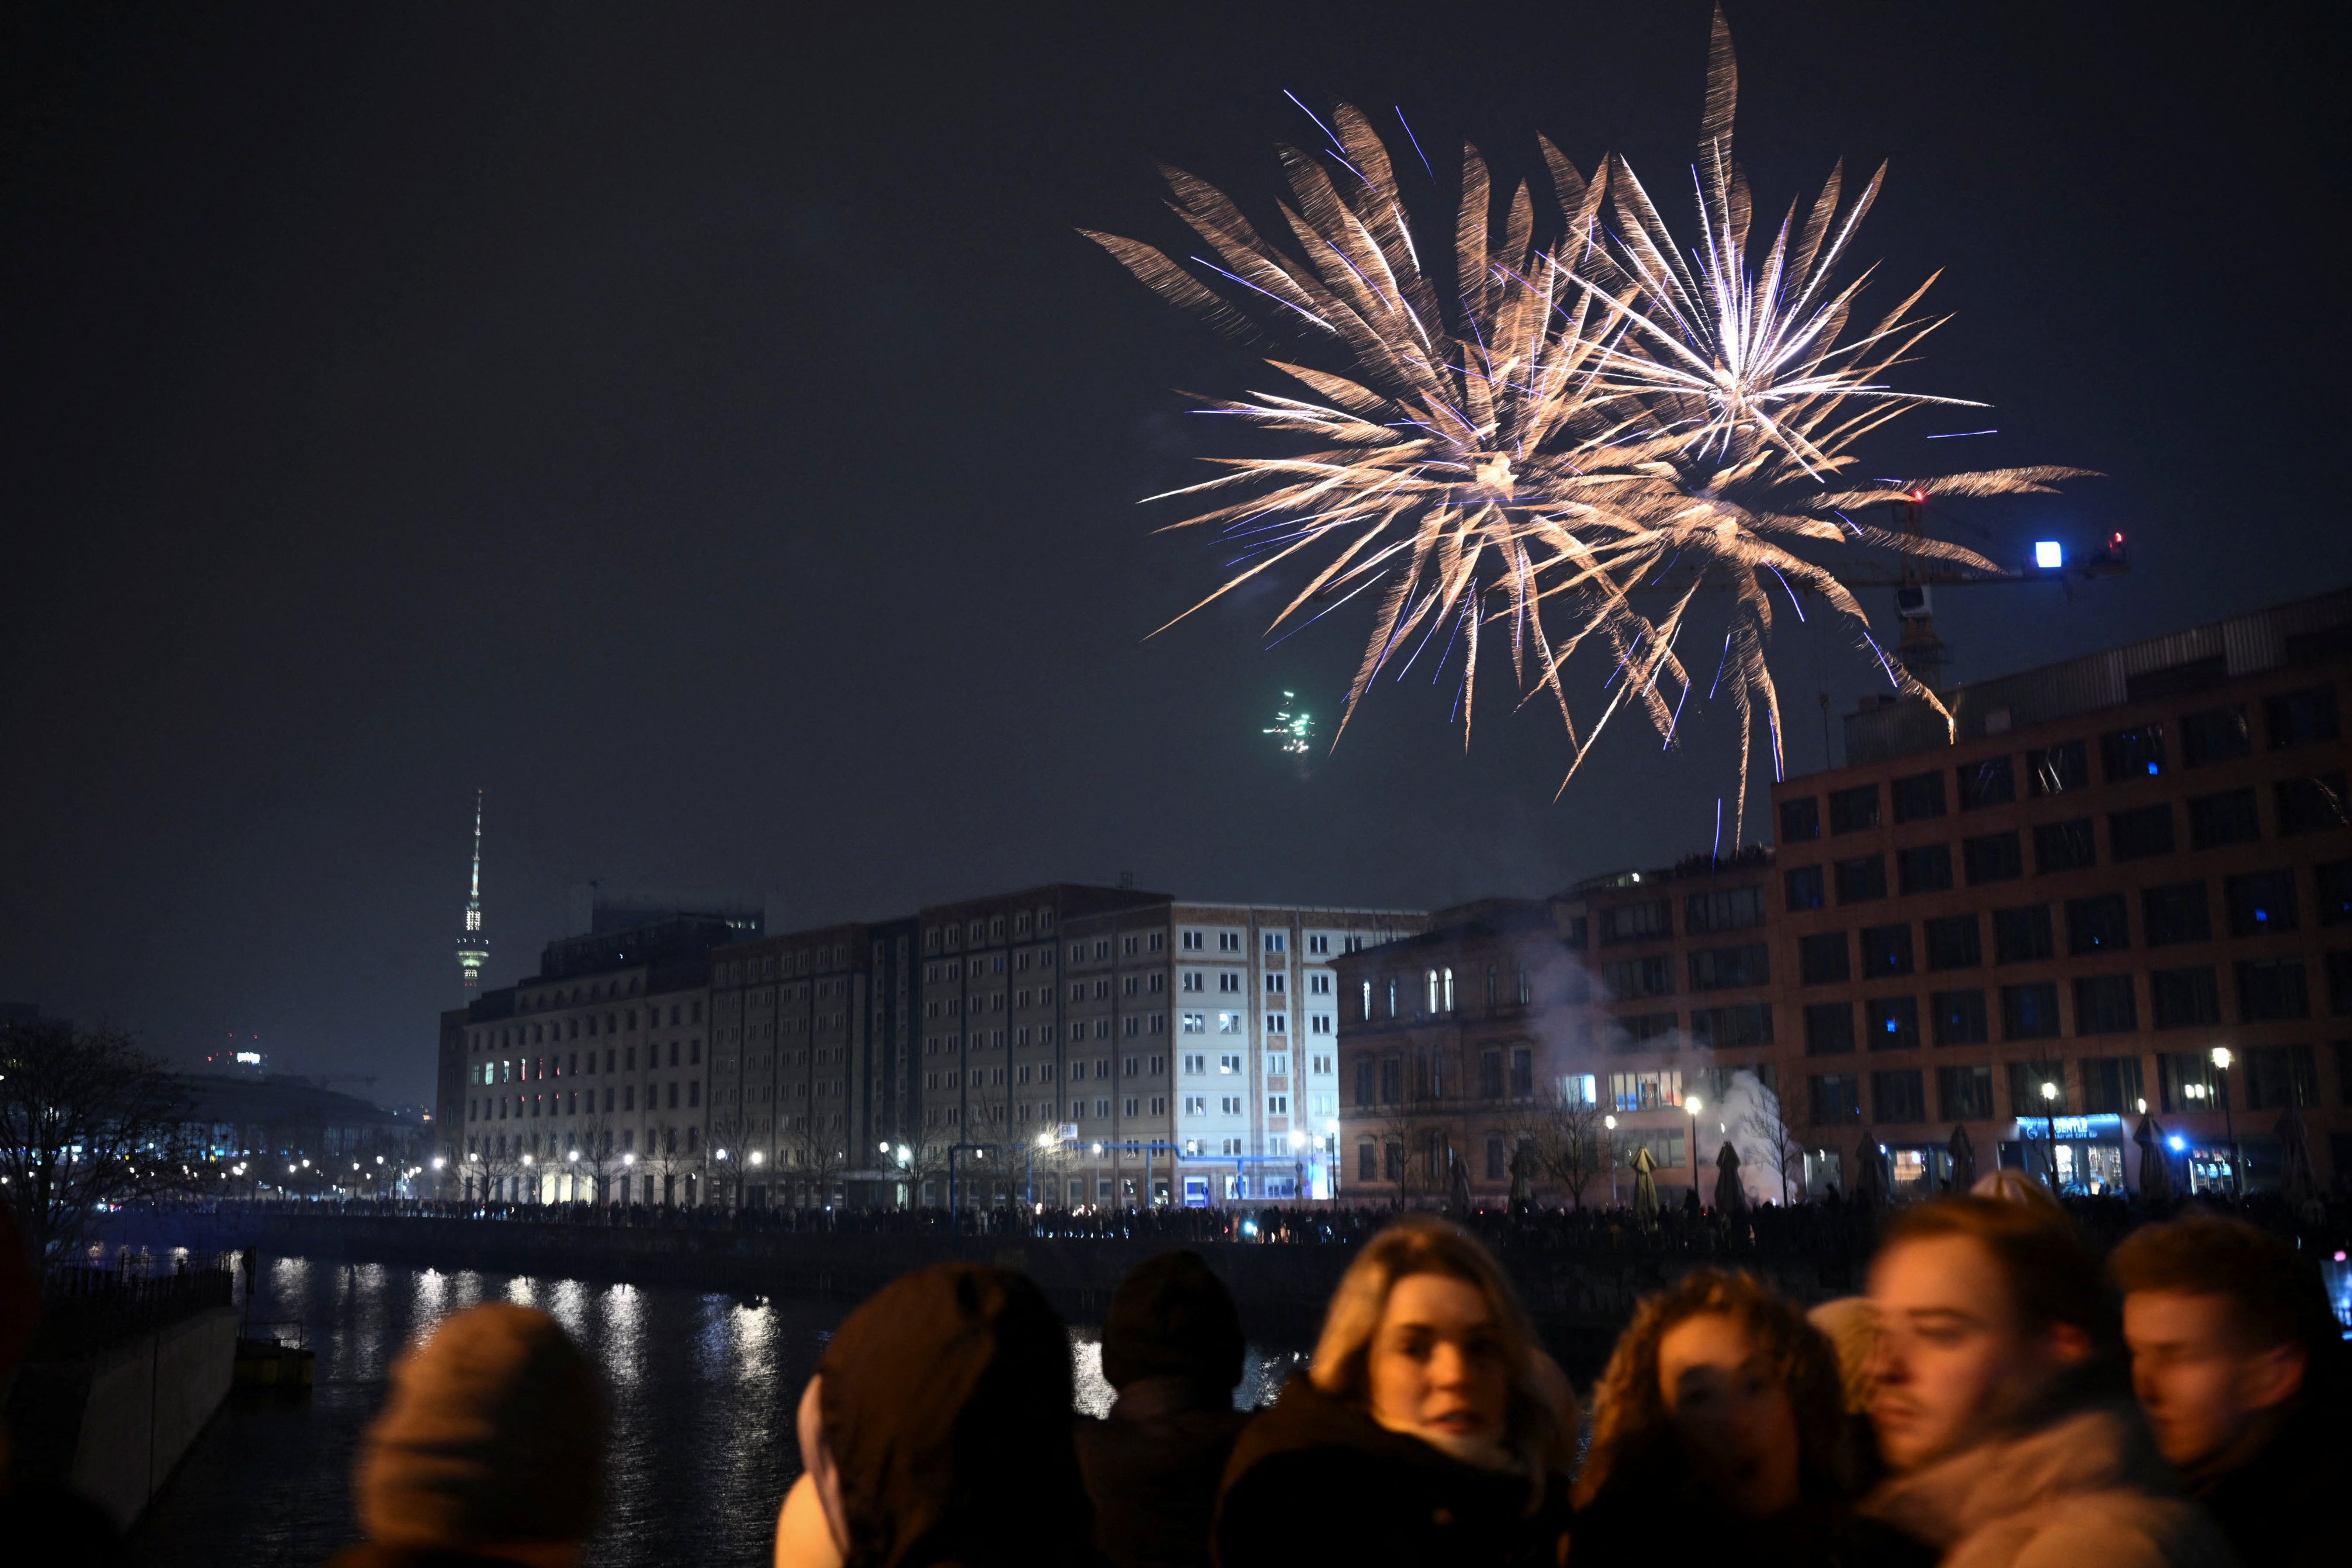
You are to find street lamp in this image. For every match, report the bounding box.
[1604,1114,1619,1205]
[2210,1046,2240,1197]
[2039,1079,2061,1190]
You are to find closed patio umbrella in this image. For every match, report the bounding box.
[1851,1133,1889,1207]
[2277,1102,2317,1204]
[1947,1124,1978,1191]
[1631,1143,1660,1227]
[1713,1140,1747,1215]
[2133,1113,2175,1202]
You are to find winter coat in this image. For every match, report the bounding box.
[1213,1376,1569,1568]
[1075,1376,1250,1568]
[1575,1463,1932,1568]
[1859,1401,2233,1568]
[2187,1400,2351,1568]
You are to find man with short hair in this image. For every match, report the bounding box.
[1858,1197,2229,1568]
[2112,1214,2348,1568]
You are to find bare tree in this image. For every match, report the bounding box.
[0,1023,192,1268]
[1737,1097,1807,1206]
[783,1117,849,1206]
[1533,1090,1610,1210]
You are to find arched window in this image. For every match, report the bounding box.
[1386,979,1398,1018]
[1426,970,1440,1013]
[1361,979,1372,1021]
[1443,968,1455,1011]
[1485,965,1498,1006]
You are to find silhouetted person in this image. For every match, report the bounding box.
[2112,1215,2350,1568]
[1074,1252,1250,1568]
[334,1303,606,1568]
[777,1264,1098,1568]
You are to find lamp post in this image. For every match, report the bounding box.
[2039,1078,2061,1191]
[1604,1114,1619,1206]
[2210,1046,2240,1198]
[1685,1093,1704,1207]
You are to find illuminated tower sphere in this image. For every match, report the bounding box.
[456,790,489,994]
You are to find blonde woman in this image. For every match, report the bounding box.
[1213,1215,1573,1568]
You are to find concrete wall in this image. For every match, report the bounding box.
[53,1307,238,1530]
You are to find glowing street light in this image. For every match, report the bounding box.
[1685,1094,1704,1195]
[2039,1078,2063,1189]
[1604,1114,1620,1205]
[2209,1046,2240,1196]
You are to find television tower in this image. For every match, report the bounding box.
[456,790,489,996]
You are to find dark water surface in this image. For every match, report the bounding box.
[130,1256,1306,1568]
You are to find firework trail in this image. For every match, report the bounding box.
[1085,7,2084,835]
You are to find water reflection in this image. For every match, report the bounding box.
[133,1259,1302,1568]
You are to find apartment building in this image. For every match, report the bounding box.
[1772,588,2352,1196]
[441,918,724,1205]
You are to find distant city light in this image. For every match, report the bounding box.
[2034,541,2063,569]
[234,1051,262,1065]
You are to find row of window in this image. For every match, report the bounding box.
[471,1003,699,1052]
[1355,966,1540,1020]
[1594,886,1769,946]
[1800,956,2342,1054]
[1781,687,2341,839]
[469,1040,701,1086]
[466,1079,701,1120]
[1784,784,2350,913]
[923,909,1057,953]
[1804,1042,2326,1127]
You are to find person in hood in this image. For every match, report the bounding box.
[776,1264,1098,1568]
[1858,1197,2230,1568]
[2111,1214,2349,1568]
[337,1303,607,1568]
[1573,1269,1929,1568]
[1074,1251,1251,1568]
[1213,1215,1572,1568]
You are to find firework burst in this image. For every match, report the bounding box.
[1087,8,2084,833]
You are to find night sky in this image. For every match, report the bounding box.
[3,3,2346,1103]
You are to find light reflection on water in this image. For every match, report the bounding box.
[132,1258,1304,1568]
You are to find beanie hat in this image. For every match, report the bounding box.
[355,1303,606,1548]
[1099,1250,1243,1395]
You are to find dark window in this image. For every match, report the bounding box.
[1872,1069,1927,1123]
[1686,885,1769,933]
[2078,1055,2146,1114]
[2033,818,2097,874]
[2236,958,2310,1022]
[1809,1074,1864,1126]
[1611,1012,1680,1053]
[1937,1064,1995,1120]
[2329,951,2352,1016]
[1963,832,2023,885]
[2245,1044,2319,1109]
[2188,789,2260,850]
[1799,932,1851,985]
[1804,1002,1856,1056]
[1925,914,1983,971]
[2157,1052,2221,1114]
[2028,740,2090,797]
[2100,724,2167,782]
[1932,989,1989,1045]
[1599,900,1672,943]
[1892,771,1948,823]
[1780,797,1821,842]
[2277,773,2351,835]
[1829,785,1881,835]
[1485,1137,1506,1182]
[1835,856,1887,904]
[2001,982,2062,1040]
[1358,1143,1377,1181]
[1479,1051,1504,1100]
[1384,1142,1404,1181]
[1689,943,1770,991]
[1958,756,2017,809]
[2110,804,2177,861]
[1784,866,1825,911]
[2224,869,2299,937]
[1379,1057,1402,1103]
[1897,843,1953,895]
[2265,685,2340,749]
[1993,905,2056,964]
[1858,924,1914,978]
[2180,705,2250,766]
[2073,975,2139,1034]
[2142,883,2213,946]
[1354,1057,1376,1107]
[2066,894,2131,955]
[1867,996,1921,1051]
[2150,967,2221,1029]
[2319,862,2352,926]
[1509,1048,1533,1098]
[1600,956,1674,998]
[1691,1004,1773,1050]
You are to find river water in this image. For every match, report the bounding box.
[129,1256,1307,1568]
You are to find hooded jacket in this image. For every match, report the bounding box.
[1214,1376,1569,1568]
[1859,1402,2233,1568]
[818,1264,1099,1568]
